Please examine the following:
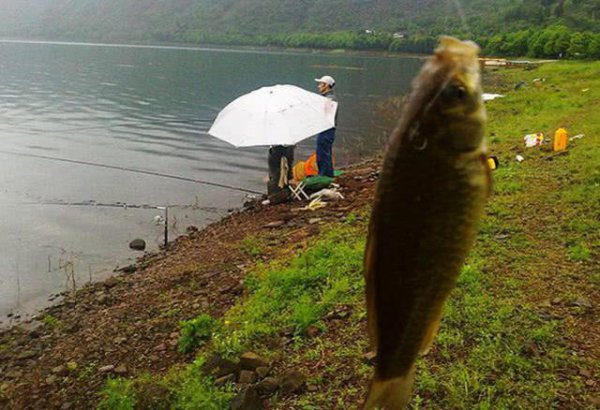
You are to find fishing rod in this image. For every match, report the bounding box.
[0,150,263,195]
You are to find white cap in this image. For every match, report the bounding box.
[314,75,335,87]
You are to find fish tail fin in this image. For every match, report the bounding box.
[363,367,416,410]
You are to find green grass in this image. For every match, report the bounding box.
[238,235,265,258]
[98,60,600,409]
[98,378,136,410]
[213,223,366,357]
[41,314,62,328]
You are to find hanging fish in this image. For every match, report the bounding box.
[363,36,491,409]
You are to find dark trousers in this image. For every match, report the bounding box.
[267,145,295,195]
[316,127,335,177]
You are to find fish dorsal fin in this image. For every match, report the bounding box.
[435,36,480,61]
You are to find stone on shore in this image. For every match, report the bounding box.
[129,239,146,251]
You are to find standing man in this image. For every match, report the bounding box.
[314,75,337,178]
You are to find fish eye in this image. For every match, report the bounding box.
[443,83,468,101]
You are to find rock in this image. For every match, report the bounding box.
[255,366,269,379]
[215,373,236,386]
[51,365,68,376]
[551,297,562,305]
[279,370,306,395]
[263,221,285,229]
[308,218,322,224]
[98,365,115,373]
[104,277,119,289]
[45,375,57,385]
[96,294,109,304]
[238,370,257,384]
[129,239,146,251]
[306,326,320,338]
[153,343,167,352]
[579,368,593,378]
[121,265,137,274]
[230,386,263,410]
[220,284,238,294]
[257,377,279,394]
[240,352,269,370]
[202,354,240,379]
[6,370,23,379]
[28,329,41,339]
[307,384,319,392]
[16,350,37,360]
[363,351,377,364]
[114,337,127,345]
[115,365,128,375]
[60,403,73,410]
[571,298,592,309]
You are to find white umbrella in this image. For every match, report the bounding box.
[208,84,337,147]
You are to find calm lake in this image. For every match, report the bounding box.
[0,40,423,325]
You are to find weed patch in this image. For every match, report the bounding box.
[178,314,218,353]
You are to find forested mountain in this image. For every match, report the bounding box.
[0,0,599,57]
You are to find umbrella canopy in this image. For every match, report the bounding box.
[208,84,337,147]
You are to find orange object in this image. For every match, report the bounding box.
[304,153,319,177]
[293,161,306,181]
[294,152,336,181]
[553,128,568,152]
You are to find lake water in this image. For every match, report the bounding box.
[0,40,423,325]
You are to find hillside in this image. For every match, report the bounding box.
[0,0,598,43]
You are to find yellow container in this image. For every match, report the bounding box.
[553,128,568,151]
[487,156,499,170]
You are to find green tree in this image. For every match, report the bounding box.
[588,33,600,58]
[568,32,588,57]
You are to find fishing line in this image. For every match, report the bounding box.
[51,118,214,134]
[0,150,263,195]
[8,200,224,213]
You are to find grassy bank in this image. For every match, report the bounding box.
[100,60,599,408]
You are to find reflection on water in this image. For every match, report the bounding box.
[0,40,423,325]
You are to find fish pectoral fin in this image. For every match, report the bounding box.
[363,367,416,410]
[419,312,443,356]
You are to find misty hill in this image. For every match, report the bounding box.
[1,0,598,40]
[0,0,598,57]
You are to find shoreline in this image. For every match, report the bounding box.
[0,37,430,60]
[0,158,380,408]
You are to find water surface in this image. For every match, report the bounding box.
[0,40,423,325]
